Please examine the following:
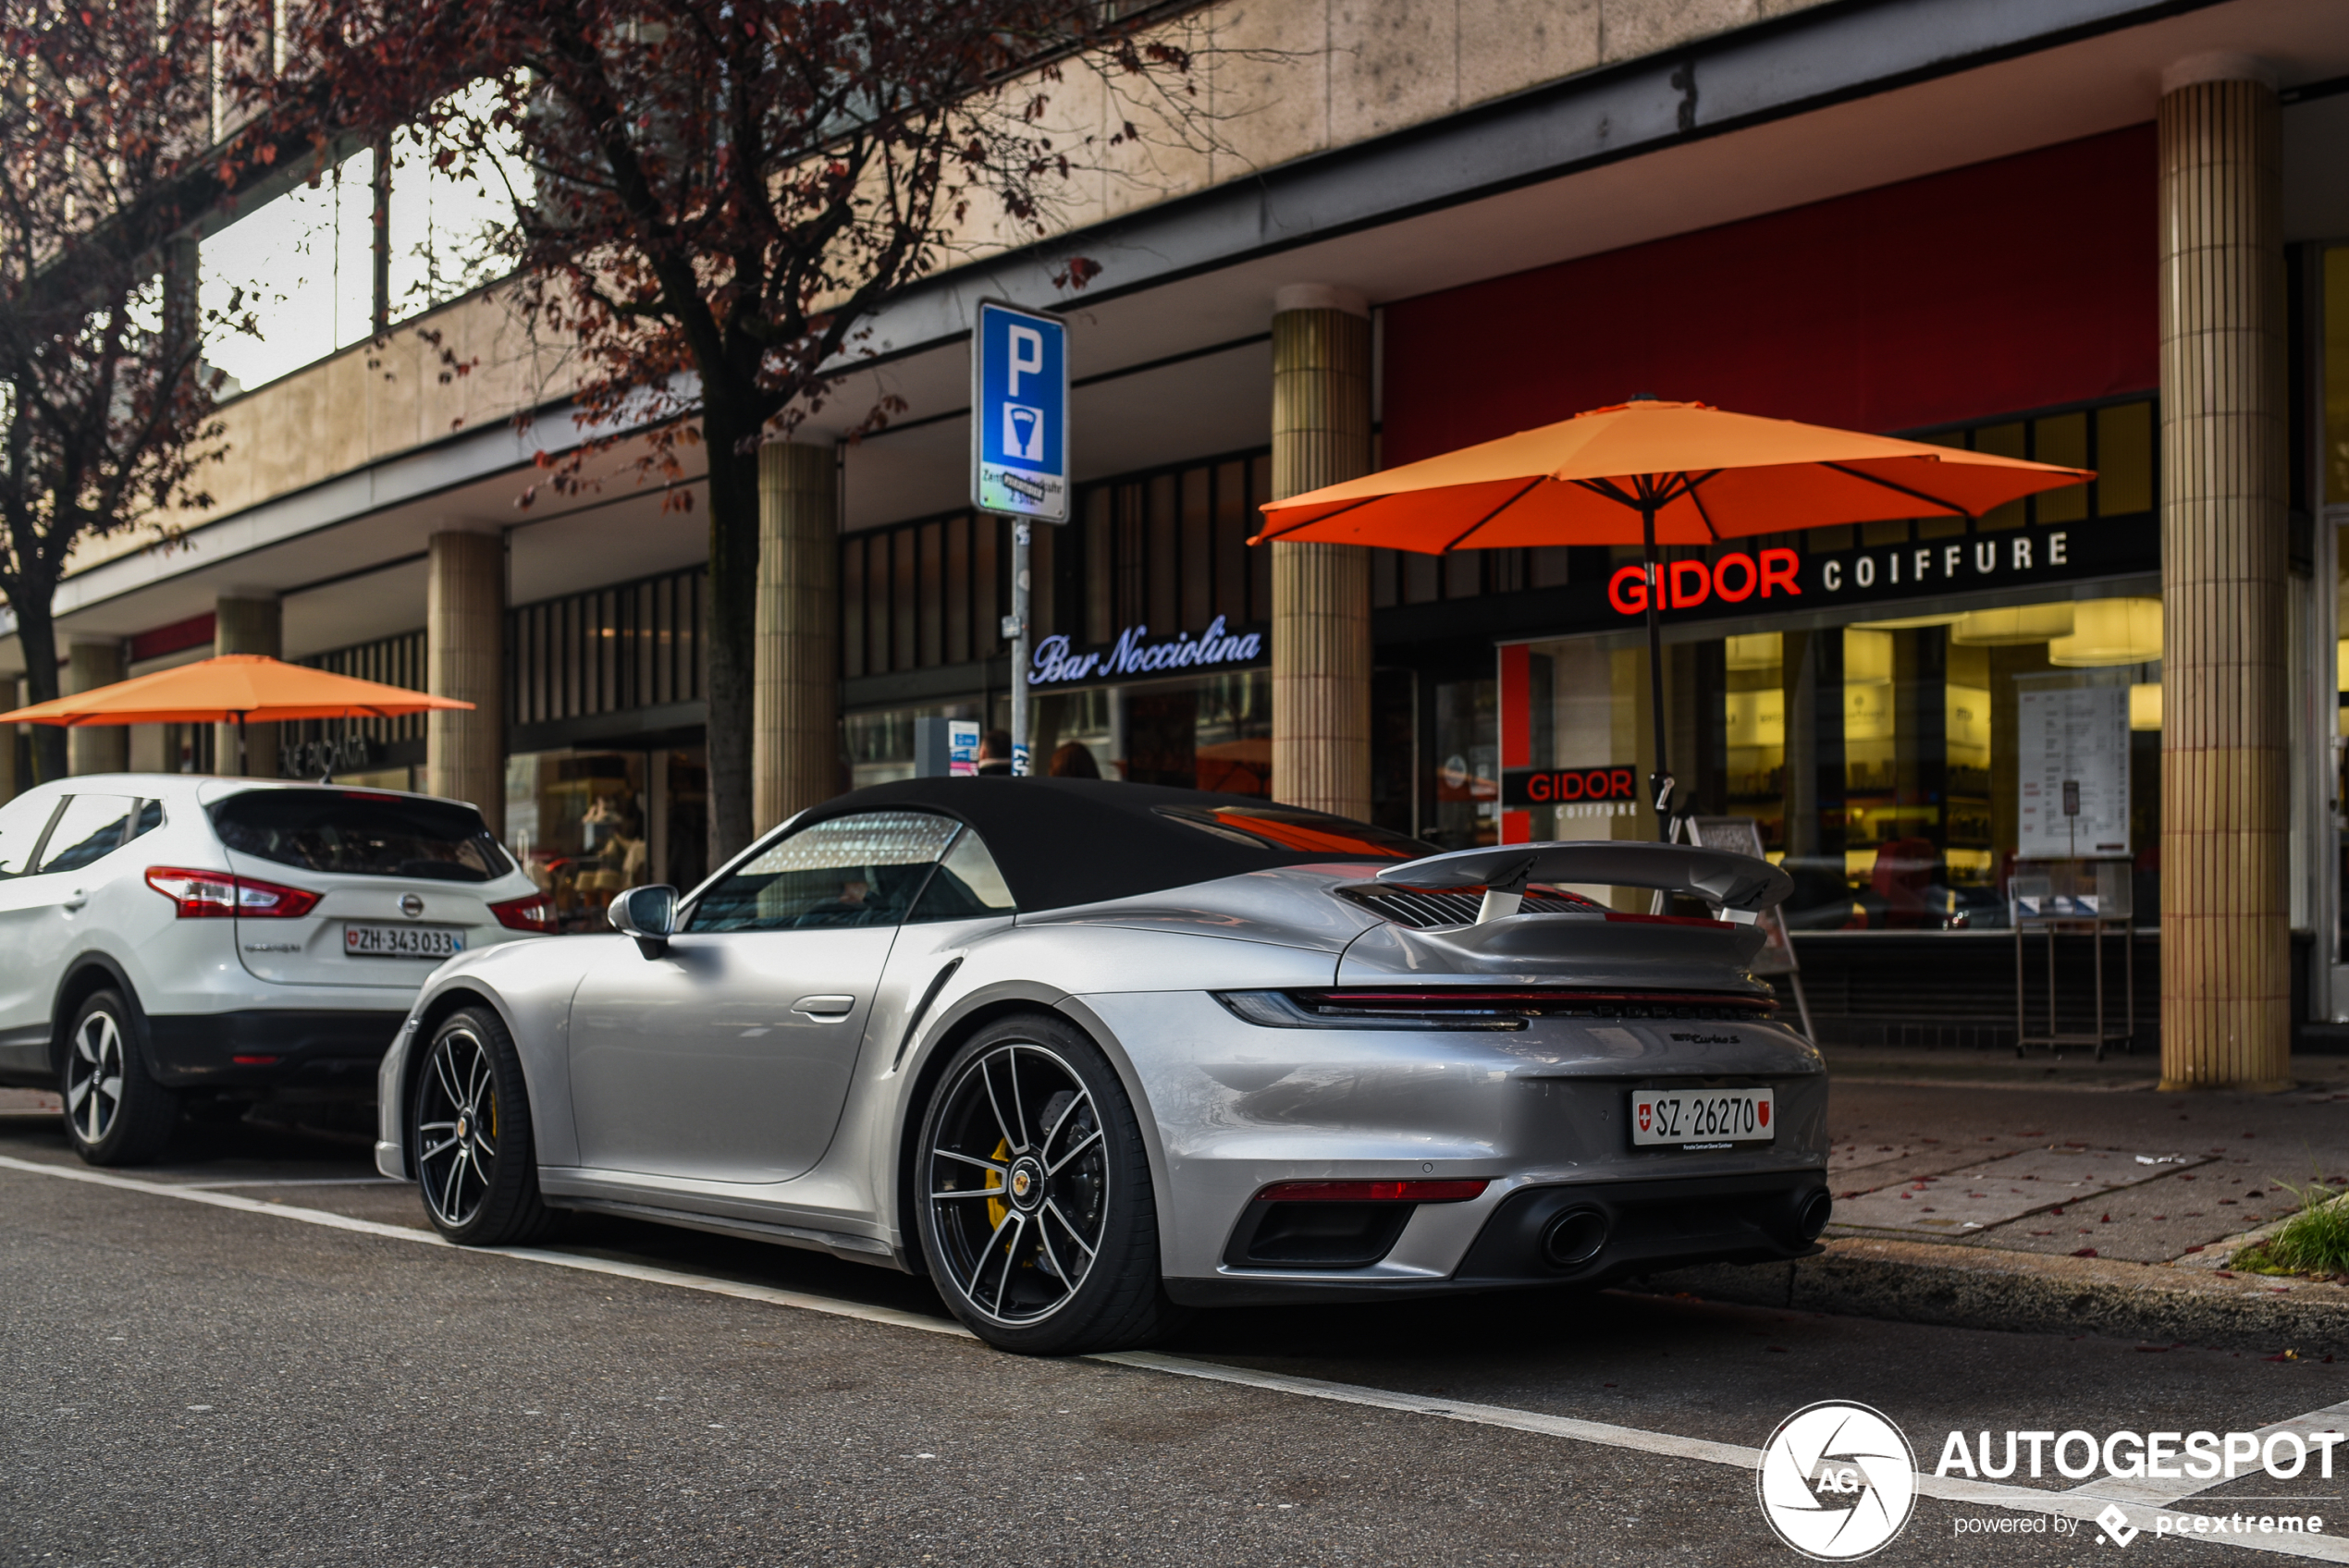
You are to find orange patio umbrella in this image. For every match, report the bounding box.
[0,653,473,773]
[1254,398,2092,839]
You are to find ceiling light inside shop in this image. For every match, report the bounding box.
[2130,683,2162,731]
[2048,598,2162,667]
[1949,603,2076,645]
[1724,633,1782,671]
[1850,613,1965,631]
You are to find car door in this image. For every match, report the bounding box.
[0,791,70,1072]
[567,810,963,1186]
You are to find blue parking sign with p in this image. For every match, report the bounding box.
[972,300,1069,522]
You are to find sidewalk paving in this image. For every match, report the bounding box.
[1651,1047,2349,1351]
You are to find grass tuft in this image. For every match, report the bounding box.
[2229,1177,2349,1279]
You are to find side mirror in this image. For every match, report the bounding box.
[608,884,679,958]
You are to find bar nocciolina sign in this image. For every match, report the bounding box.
[1028,615,1267,689]
[1583,521,2156,626]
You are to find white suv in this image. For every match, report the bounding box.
[0,775,551,1166]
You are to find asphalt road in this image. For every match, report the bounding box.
[6,1096,2347,1567]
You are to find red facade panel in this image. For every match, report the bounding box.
[1382,127,2158,465]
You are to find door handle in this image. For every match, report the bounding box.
[791,995,856,1020]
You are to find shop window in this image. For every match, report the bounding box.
[1430,677,1497,851]
[505,747,707,931]
[1505,595,2163,934]
[2096,402,2155,517]
[508,566,702,727]
[2034,413,2090,523]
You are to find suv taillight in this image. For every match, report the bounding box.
[489,892,557,934]
[145,867,321,919]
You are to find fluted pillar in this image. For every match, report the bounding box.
[212,595,280,777]
[753,441,839,835]
[2158,56,2291,1092]
[67,643,127,776]
[1270,285,1374,822]
[426,531,505,830]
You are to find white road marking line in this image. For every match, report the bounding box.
[0,1155,967,1340]
[1096,1352,1762,1467]
[174,1177,404,1189]
[7,1149,2346,1559]
[1109,1354,2349,1562]
[2070,1400,2349,1509]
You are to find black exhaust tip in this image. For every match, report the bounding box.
[1797,1188,1834,1242]
[1541,1207,1608,1268]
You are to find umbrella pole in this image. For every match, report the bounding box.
[235,712,247,777]
[1641,501,1674,845]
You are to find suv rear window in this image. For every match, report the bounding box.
[211,790,511,883]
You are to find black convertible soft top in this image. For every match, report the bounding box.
[789,778,1433,913]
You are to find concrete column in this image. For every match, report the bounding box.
[2158,55,2292,1092]
[426,531,505,830]
[1269,285,1374,822]
[753,441,839,835]
[66,643,127,776]
[213,595,281,777]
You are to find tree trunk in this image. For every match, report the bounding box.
[703,412,762,869]
[8,588,67,784]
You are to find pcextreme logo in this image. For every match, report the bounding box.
[1757,1402,1919,1560]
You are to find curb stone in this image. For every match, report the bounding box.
[1633,1236,2349,1353]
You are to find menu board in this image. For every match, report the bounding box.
[2016,684,2130,860]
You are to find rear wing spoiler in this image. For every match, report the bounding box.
[1374,840,1792,925]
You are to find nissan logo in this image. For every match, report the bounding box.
[400,893,424,918]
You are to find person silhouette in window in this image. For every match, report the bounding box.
[795,875,875,926]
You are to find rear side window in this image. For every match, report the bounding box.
[210,790,510,883]
[37,794,140,876]
[0,794,62,878]
[687,812,958,934]
[906,828,1016,924]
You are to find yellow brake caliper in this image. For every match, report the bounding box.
[985,1137,1009,1231]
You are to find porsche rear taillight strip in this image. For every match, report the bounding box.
[1297,988,1777,1015]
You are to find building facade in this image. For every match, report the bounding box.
[6,0,2348,1082]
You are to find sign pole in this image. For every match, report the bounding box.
[1009,520,1032,776]
[969,297,1070,782]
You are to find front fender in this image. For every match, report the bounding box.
[375,937,596,1181]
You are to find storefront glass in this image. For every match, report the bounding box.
[1508,597,2162,931]
[505,747,707,929]
[845,671,1273,793]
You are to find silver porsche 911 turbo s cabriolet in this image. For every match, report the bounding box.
[375,778,1829,1354]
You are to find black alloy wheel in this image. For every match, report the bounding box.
[411,1006,557,1246]
[916,1013,1187,1354]
[59,988,178,1168]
